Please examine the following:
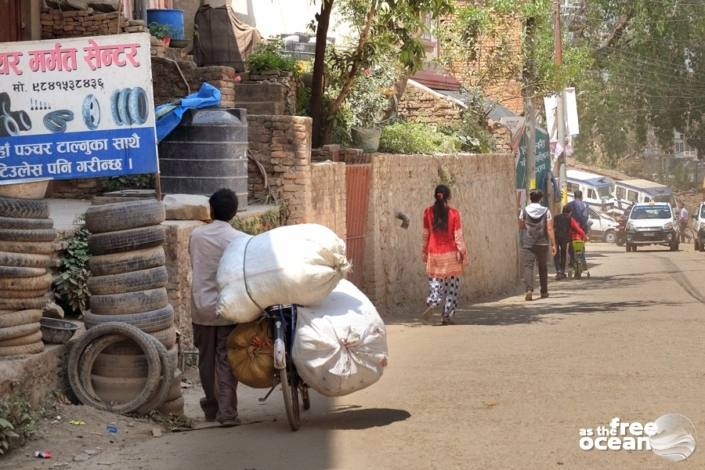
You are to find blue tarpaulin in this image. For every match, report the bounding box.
[155,83,221,142]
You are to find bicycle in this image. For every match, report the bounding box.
[257,304,310,431]
[568,239,590,280]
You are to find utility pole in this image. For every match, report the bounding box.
[554,0,568,208]
[523,17,537,197]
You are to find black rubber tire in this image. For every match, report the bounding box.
[0,294,52,311]
[0,310,42,328]
[88,226,166,256]
[88,266,168,296]
[85,200,165,234]
[83,304,174,331]
[89,246,166,276]
[0,241,57,255]
[0,197,49,219]
[0,272,53,291]
[0,251,54,268]
[157,396,184,416]
[89,288,169,315]
[90,374,147,403]
[280,364,301,431]
[0,288,50,299]
[0,228,57,243]
[0,322,41,341]
[0,329,43,347]
[0,341,44,357]
[93,346,178,378]
[103,325,175,353]
[0,216,53,230]
[67,322,161,414]
[0,266,47,278]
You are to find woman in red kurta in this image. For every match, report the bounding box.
[421,185,468,325]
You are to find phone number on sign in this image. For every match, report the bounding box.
[32,78,105,92]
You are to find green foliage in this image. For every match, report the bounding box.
[247,39,298,75]
[231,206,284,235]
[102,174,154,193]
[380,122,461,154]
[54,219,90,316]
[456,109,496,153]
[345,65,398,129]
[0,397,35,455]
[148,22,174,39]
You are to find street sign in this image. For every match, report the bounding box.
[0,33,158,182]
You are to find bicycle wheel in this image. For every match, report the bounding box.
[301,385,311,411]
[280,363,301,431]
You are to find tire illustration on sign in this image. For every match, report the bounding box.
[128,87,149,125]
[0,114,19,136]
[111,89,122,126]
[82,94,101,130]
[43,110,74,133]
[10,111,31,131]
[117,88,132,126]
[110,88,150,126]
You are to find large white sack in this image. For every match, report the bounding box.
[293,279,388,397]
[217,224,351,323]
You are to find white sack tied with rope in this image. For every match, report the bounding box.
[216,224,351,323]
[293,279,388,397]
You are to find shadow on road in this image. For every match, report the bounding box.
[309,407,411,430]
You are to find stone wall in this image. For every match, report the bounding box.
[363,152,519,314]
[398,80,463,125]
[151,58,237,108]
[41,9,146,39]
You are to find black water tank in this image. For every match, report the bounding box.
[158,108,248,210]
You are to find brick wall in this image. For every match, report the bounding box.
[398,80,463,125]
[41,9,146,39]
[363,152,519,314]
[310,162,347,240]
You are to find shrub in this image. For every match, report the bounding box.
[0,397,35,456]
[456,108,496,153]
[54,219,90,316]
[102,174,154,193]
[247,39,297,75]
[379,122,461,154]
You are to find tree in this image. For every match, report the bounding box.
[309,0,453,147]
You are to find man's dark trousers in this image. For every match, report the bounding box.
[193,324,237,422]
[522,245,549,295]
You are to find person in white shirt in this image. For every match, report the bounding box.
[678,201,689,243]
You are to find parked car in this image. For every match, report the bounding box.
[625,202,679,252]
[587,208,619,243]
[693,202,705,252]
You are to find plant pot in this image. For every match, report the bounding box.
[162,36,171,47]
[351,127,381,153]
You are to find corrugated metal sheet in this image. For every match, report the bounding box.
[345,164,371,288]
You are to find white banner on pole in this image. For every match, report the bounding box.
[565,87,580,136]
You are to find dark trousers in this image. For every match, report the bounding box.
[522,245,548,294]
[192,323,238,422]
[554,240,569,274]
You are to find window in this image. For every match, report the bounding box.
[616,186,626,199]
[644,196,651,203]
[567,182,580,194]
[588,189,597,200]
[627,190,639,202]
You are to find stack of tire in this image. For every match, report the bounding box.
[84,199,183,416]
[0,196,56,357]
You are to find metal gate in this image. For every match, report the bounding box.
[0,0,22,43]
[345,164,371,287]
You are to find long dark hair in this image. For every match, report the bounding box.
[433,185,451,231]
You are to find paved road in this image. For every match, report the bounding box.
[72,243,705,469]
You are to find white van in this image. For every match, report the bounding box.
[614,179,672,207]
[566,169,616,210]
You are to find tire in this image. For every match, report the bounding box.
[82,94,100,130]
[0,266,47,278]
[0,92,9,115]
[89,246,166,276]
[103,325,175,353]
[67,322,161,414]
[83,304,174,332]
[88,226,166,256]
[150,326,177,349]
[110,89,123,126]
[0,310,42,328]
[0,294,52,311]
[0,322,40,341]
[0,329,43,347]
[128,87,149,125]
[88,266,168,296]
[85,200,165,234]
[301,386,310,411]
[0,273,53,290]
[0,114,19,137]
[0,341,44,357]
[0,251,54,268]
[0,240,57,255]
[118,88,132,126]
[0,228,57,243]
[0,216,53,230]
[280,364,301,431]
[89,288,169,315]
[0,197,49,219]
[0,288,51,298]
[93,346,178,378]
[157,396,184,416]
[91,374,147,403]
[604,230,617,244]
